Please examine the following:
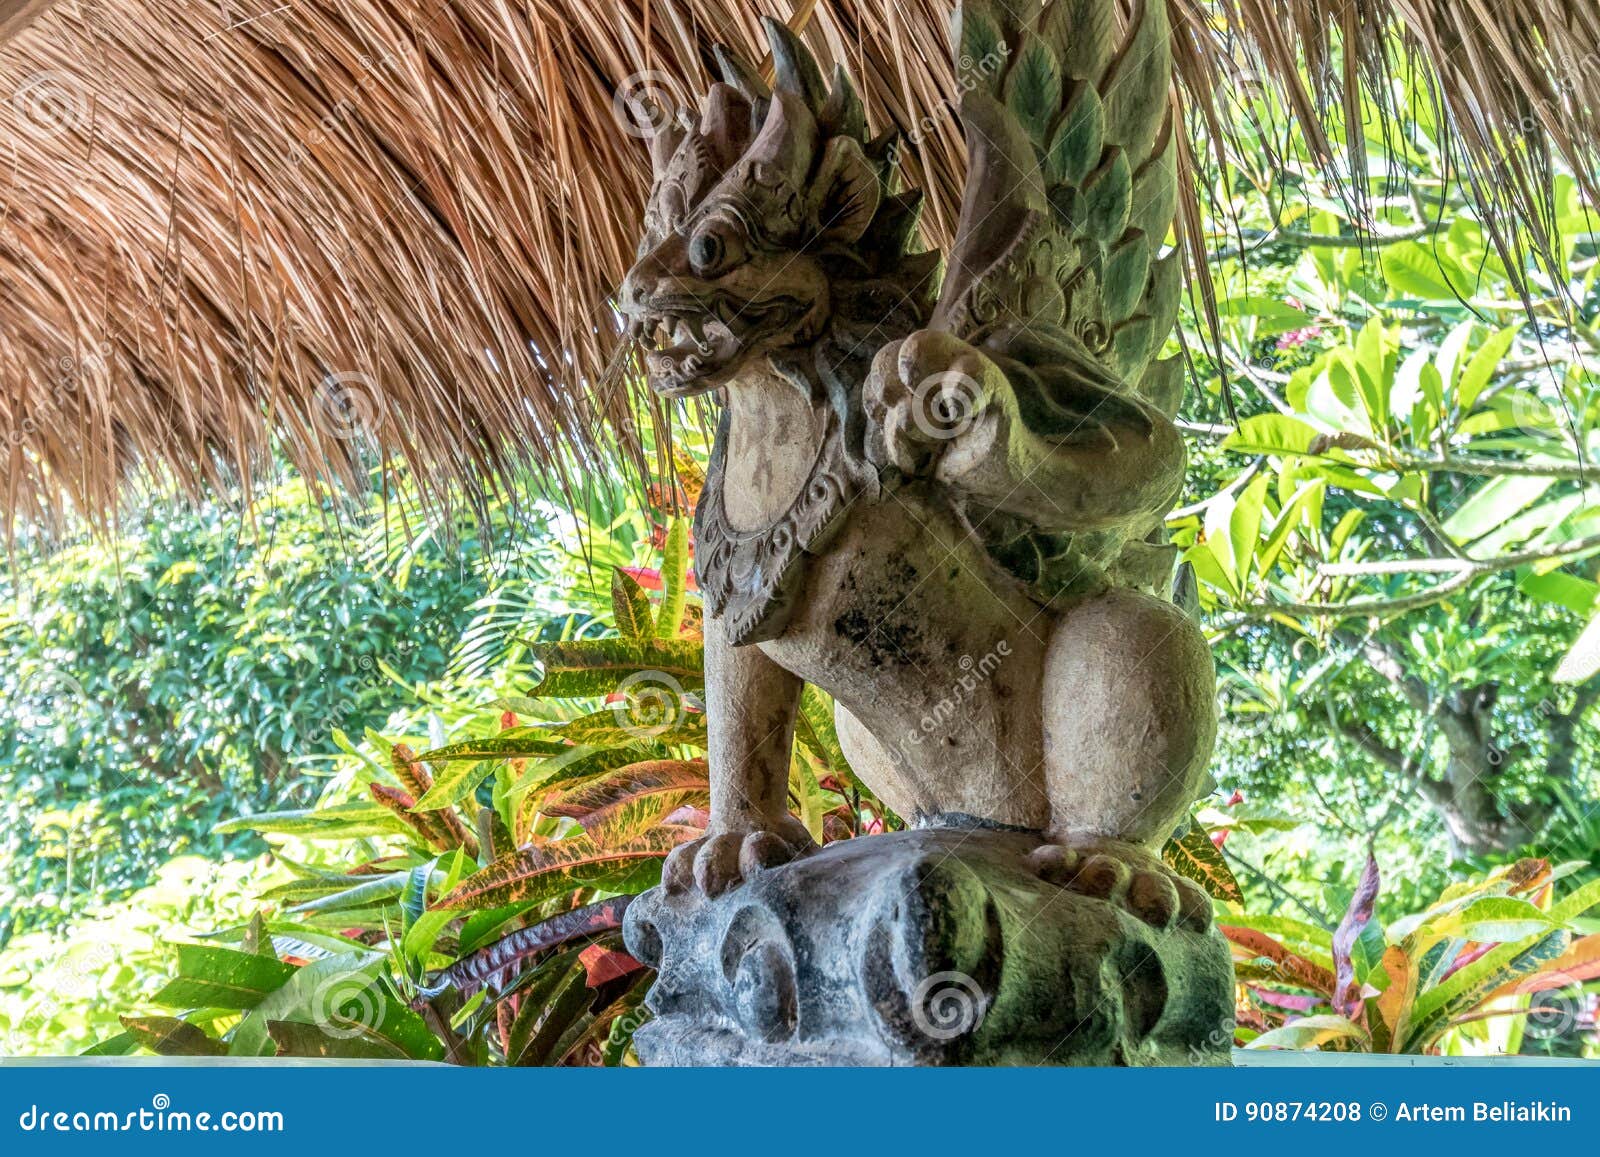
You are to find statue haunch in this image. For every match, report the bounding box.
[619,3,1217,935]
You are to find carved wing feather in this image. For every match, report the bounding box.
[934,0,1183,416]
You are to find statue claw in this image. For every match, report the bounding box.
[865,328,999,476]
[1027,840,1213,933]
[663,821,816,900]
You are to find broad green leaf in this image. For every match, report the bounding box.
[227,951,380,1057]
[656,518,690,639]
[611,567,654,639]
[1351,319,1394,435]
[529,638,704,698]
[1427,897,1561,944]
[1162,823,1243,903]
[1258,479,1326,576]
[437,828,691,909]
[1382,241,1466,301]
[152,945,298,1012]
[212,800,412,839]
[119,1015,227,1057]
[288,871,408,916]
[1245,1013,1367,1051]
[1550,878,1600,922]
[1457,324,1520,411]
[1227,475,1270,589]
[1440,476,1554,544]
[1518,572,1599,617]
[266,1019,422,1060]
[412,757,494,811]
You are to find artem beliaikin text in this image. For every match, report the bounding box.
[1393,1101,1571,1123]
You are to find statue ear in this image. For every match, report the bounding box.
[811,137,881,244]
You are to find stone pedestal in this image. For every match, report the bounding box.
[623,828,1235,1066]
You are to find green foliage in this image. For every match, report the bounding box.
[0,478,493,942]
[1175,60,1600,901]
[1227,856,1600,1056]
[91,517,881,1064]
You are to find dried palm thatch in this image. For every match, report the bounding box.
[1,1,1597,529]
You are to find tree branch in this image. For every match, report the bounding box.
[1216,570,1476,625]
[1385,450,1593,482]
[1317,530,1600,578]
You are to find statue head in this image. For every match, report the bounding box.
[619,19,935,397]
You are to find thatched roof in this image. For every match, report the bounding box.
[2,1,1597,528]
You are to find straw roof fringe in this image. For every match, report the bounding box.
[1,1,1597,527]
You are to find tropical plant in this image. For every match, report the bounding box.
[1173,63,1600,875]
[93,488,1257,1064]
[90,511,886,1063]
[0,476,504,943]
[1227,853,1600,1056]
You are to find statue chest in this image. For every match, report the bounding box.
[694,367,878,646]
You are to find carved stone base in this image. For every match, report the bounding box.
[622,827,1235,1066]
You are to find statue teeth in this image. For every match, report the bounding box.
[685,316,711,351]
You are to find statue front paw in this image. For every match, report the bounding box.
[662,815,816,899]
[865,329,999,476]
[1027,840,1214,933]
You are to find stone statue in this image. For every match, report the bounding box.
[618,0,1233,1065]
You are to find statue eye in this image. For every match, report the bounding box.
[687,223,742,277]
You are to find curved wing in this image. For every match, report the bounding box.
[933,0,1183,418]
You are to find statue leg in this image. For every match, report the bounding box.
[661,615,814,898]
[1033,588,1219,930]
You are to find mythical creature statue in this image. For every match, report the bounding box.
[620,0,1217,936]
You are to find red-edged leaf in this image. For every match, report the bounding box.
[542,759,709,818]
[1332,852,1380,1019]
[435,828,691,910]
[1486,933,1600,1001]
[1248,986,1325,1013]
[580,943,645,987]
[1221,925,1339,996]
[416,896,632,1001]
